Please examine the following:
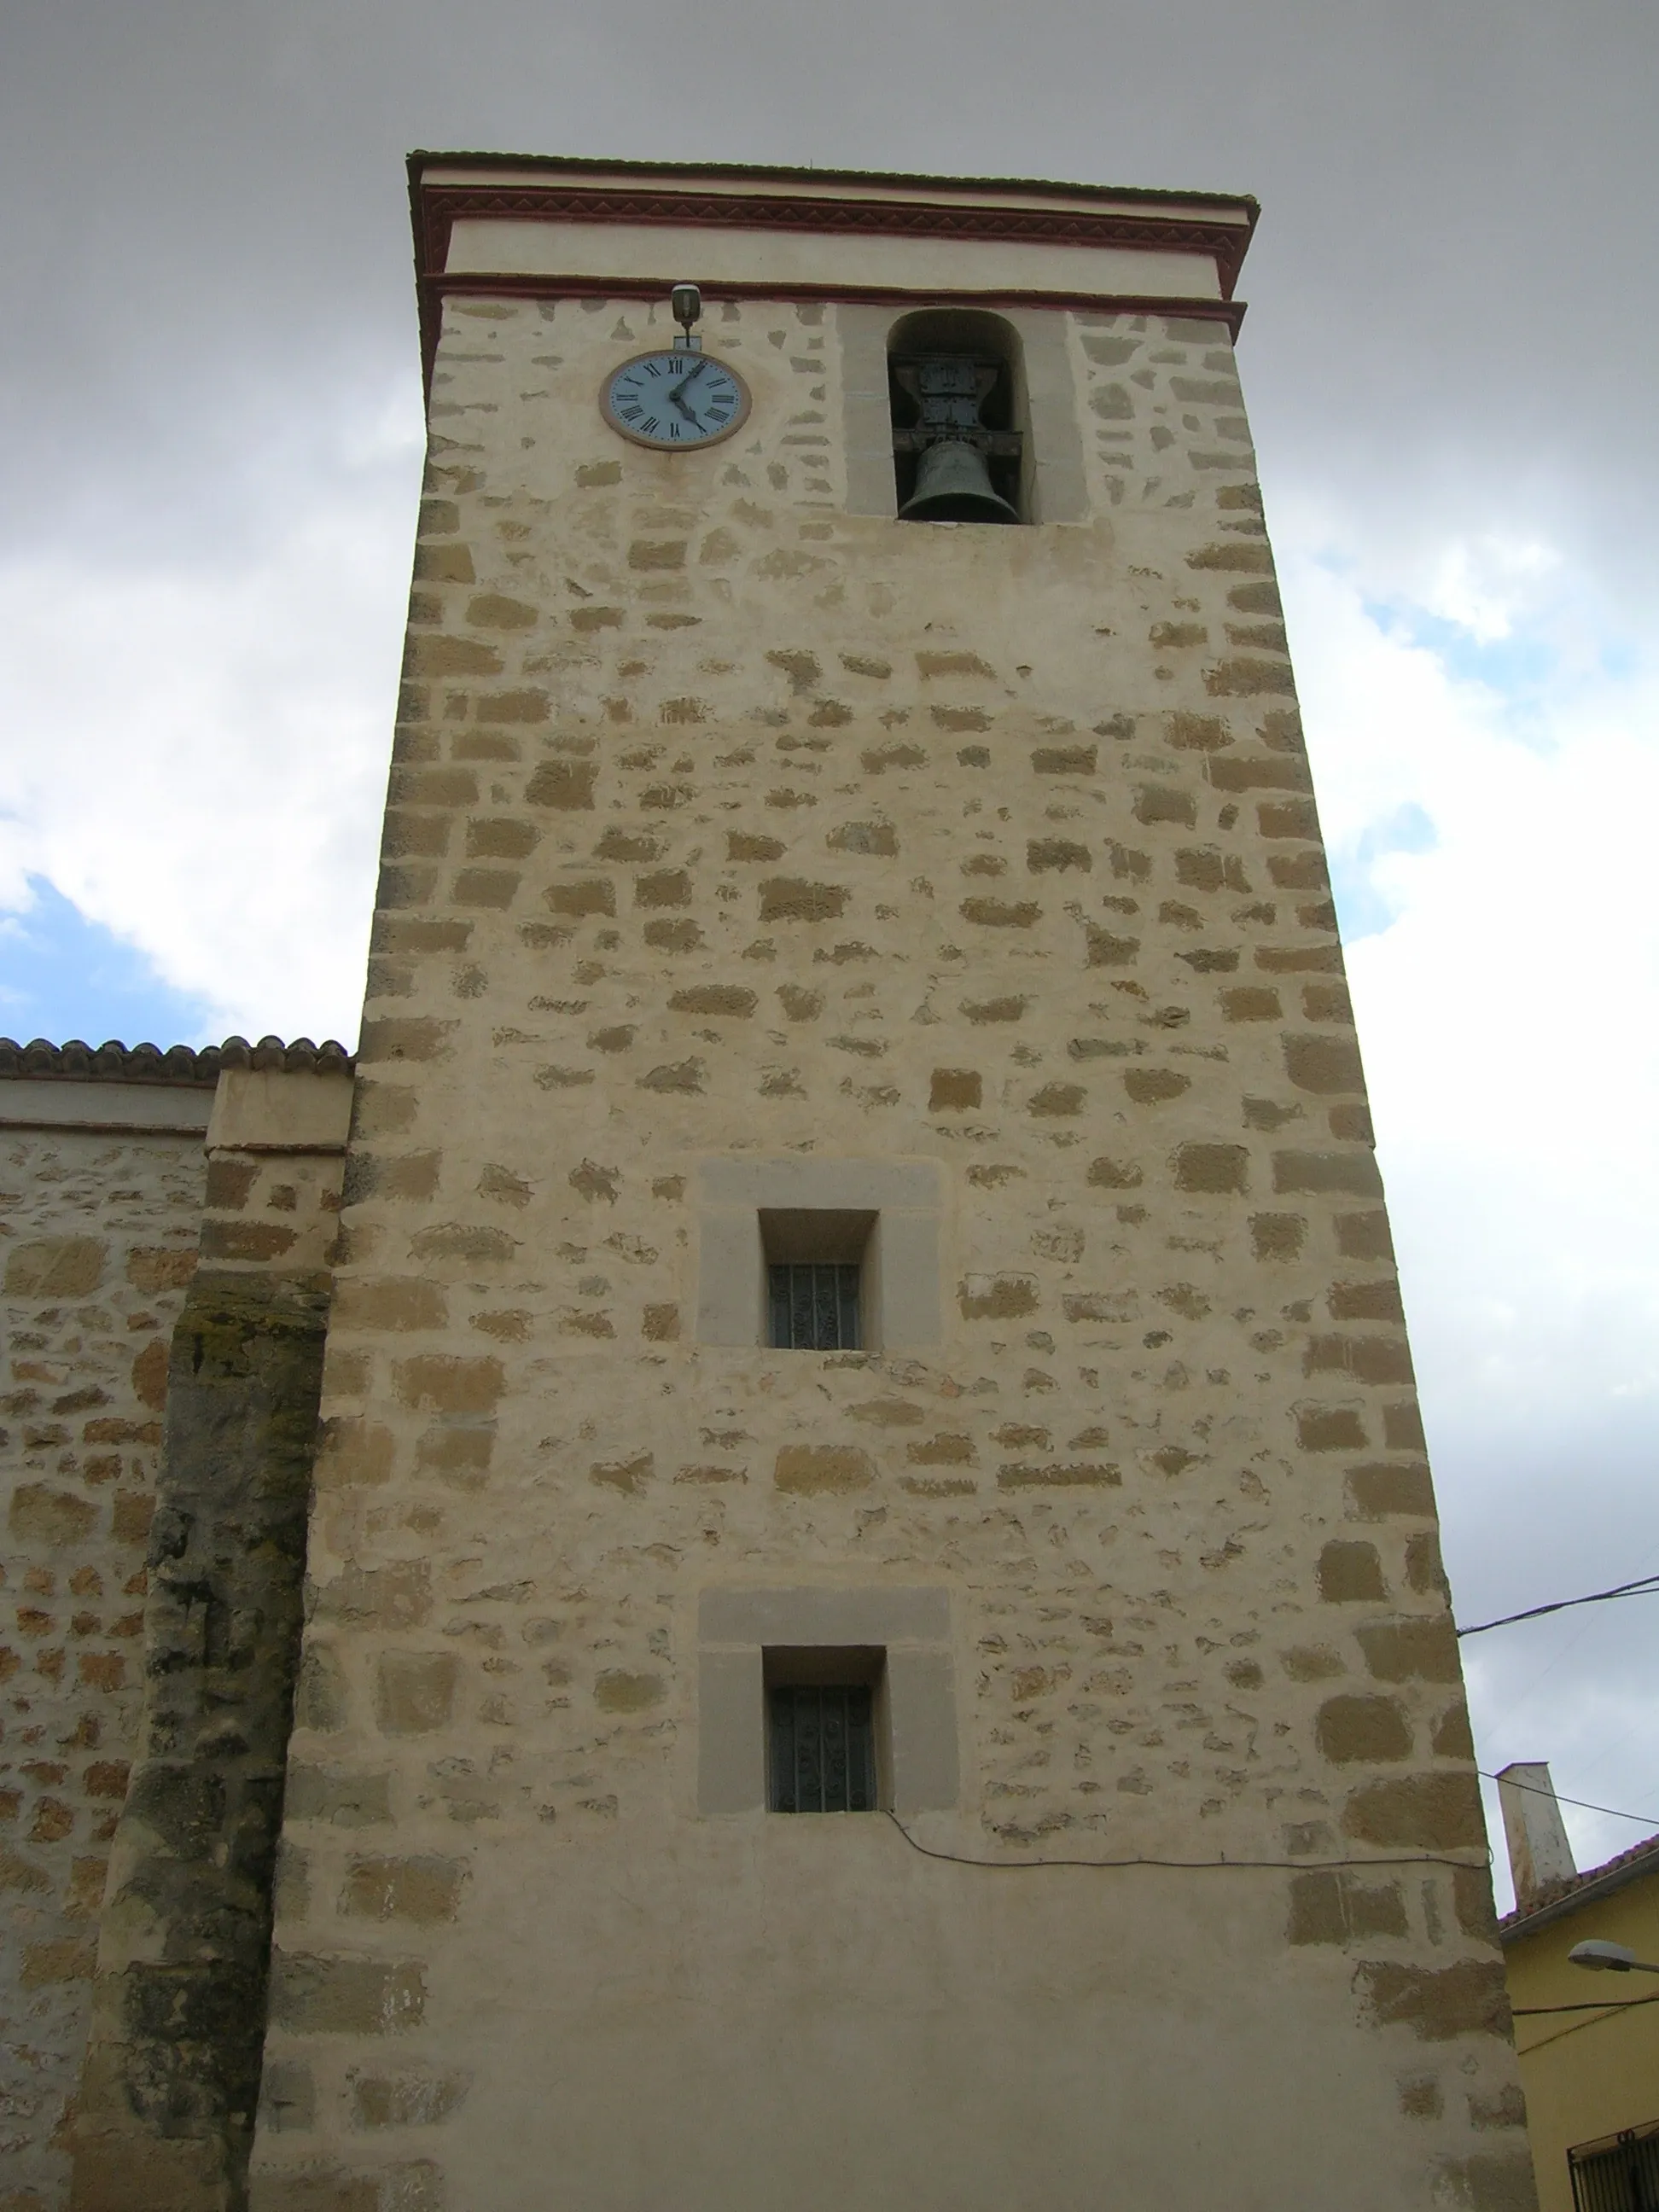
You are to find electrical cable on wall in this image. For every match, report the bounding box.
[884,1812,1487,1877]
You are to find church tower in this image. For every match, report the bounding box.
[238,158,1528,2209]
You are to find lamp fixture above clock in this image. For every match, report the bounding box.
[600,283,751,451]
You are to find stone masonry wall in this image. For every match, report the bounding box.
[2,1121,205,2212]
[70,1076,349,2212]
[249,290,1533,2211]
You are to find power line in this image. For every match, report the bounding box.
[1458,1574,1659,1639]
[1479,1770,1659,1829]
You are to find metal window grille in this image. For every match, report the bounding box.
[768,1685,876,1813]
[768,1262,860,1351]
[1570,2121,1659,2212]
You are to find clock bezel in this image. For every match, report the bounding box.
[600,348,753,452]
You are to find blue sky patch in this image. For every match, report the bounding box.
[1359,597,1558,696]
[0,876,218,1050]
[1330,801,1439,944]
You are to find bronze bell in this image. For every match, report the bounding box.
[898,439,1021,525]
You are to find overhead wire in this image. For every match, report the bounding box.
[1458,1573,1659,1639]
[1477,1769,1659,1828]
[869,1585,1659,1879]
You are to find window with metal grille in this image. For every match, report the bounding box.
[768,1262,860,1351]
[1569,2120,1659,2212]
[768,1684,876,1813]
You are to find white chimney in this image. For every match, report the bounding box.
[1497,1761,1578,1909]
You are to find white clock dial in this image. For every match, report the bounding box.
[601,350,751,451]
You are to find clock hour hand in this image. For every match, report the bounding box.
[668,355,710,422]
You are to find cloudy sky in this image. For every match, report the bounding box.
[3,0,1655,1902]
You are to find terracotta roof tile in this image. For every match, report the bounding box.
[0,1036,354,1084]
[1500,1831,1659,1932]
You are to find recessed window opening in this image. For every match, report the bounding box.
[765,1648,885,1813]
[888,307,1027,526]
[760,1208,874,1351]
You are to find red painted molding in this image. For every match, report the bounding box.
[420,182,1252,285]
[409,169,1255,393]
[419,269,1244,390]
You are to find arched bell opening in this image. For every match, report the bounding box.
[888,308,1027,527]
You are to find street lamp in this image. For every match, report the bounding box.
[1568,1940,1659,1975]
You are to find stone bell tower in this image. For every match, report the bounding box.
[239,158,1530,2210]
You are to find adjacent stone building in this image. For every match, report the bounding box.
[2,158,1535,2211]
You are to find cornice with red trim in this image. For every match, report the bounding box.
[410,171,1255,394]
[419,182,1252,290]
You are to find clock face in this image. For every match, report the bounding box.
[601,350,751,451]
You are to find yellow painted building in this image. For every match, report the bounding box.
[1499,1764,1659,2212]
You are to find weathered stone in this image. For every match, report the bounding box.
[9,1482,98,1546]
[1356,1620,1460,1683]
[1315,1694,1412,1762]
[269,1952,427,2034]
[1027,839,1091,873]
[201,1219,300,1262]
[1430,2153,1538,2212]
[524,760,597,809]
[1132,784,1196,828]
[594,1671,667,1711]
[1223,987,1281,1022]
[6,1235,107,1296]
[1318,1540,1386,1599]
[998,1462,1121,1489]
[1250,1214,1304,1260]
[958,1276,1039,1320]
[339,1855,468,1925]
[333,1278,448,1332]
[375,1652,460,1735]
[1346,1464,1435,1519]
[1274,1151,1383,1197]
[284,1767,393,1827]
[544,877,614,917]
[405,633,503,678]
[351,2069,470,2128]
[667,986,756,1016]
[1354,1959,1511,2041]
[312,1562,433,1630]
[1342,1773,1486,1851]
[1284,1034,1365,1094]
[392,1356,504,1415]
[1124,1068,1190,1105]
[1173,1143,1248,1192]
[773,1447,875,1495]
[70,1270,330,2209]
[959,898,1040,928]
[1297,1408,1369,1454]
[126,1245,199,1292]
[759,878,848,923]
[929,1069,982,1111]
[1287,1871,1408,1945]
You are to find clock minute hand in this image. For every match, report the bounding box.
[669,358,710,419]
